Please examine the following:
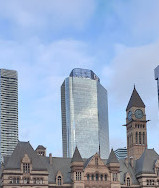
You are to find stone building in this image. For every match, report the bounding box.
[0,87,159,188]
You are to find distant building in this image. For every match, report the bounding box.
[61,68,109,159]
[154,65,159,105]
[114,147,127,160]
[0,69,18,161]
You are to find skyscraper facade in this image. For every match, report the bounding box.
[154,65,159,105]
[61,68,109,159]
[0,69,18,161]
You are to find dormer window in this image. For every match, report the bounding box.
[23,163,30,173]
[57,176,62,185]
[126,177,130,186]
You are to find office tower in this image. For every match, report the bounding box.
[0,69,18,161]
[114,147,127,160]
[154,65,159,104]
[61,68,109,159]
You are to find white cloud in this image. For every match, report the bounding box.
[0,0,96,30]
[0,38,95,156]
[101,40,159,151]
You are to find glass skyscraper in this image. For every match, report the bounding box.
[0,69,18,161]
[155,65,159,105]
[61,68,109,159]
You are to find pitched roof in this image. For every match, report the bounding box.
[107,149,119,164]
[126,87,145,111]
[119,159,139,185]
[4,141,47,171]
[135,149,159,175]
[71,146,83,163]
[36,145,46,150]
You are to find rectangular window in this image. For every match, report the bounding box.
[76,172,81,181]
[113,173,118,181]
[23,163,30,173]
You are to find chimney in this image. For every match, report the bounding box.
[49,153,53,165]
[130,156,133,167]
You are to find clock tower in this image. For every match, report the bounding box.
[125,86,147,160]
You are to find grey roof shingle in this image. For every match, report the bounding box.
[4,141,47,171]
[71,147,83,163]
[36,145,46,150]
[40,156,72,184]
[135,149,159,175]
[126,87,145,111]
[107,149,119,164]
[119,159,139,185]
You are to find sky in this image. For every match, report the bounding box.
[0,0,159,157]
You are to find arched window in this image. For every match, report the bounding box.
[58,176,62,185]
[139,132,141,144]
[143,132,145,144]
[96,174,99,181]
[104,174,107,181]
[127,177,130,186]
[100,174,103,181]
[136,132,138,144]
[91,174,94,181]
[87,174,90,181]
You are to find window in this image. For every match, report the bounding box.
[139,132,141,144]
[157,179,159,185]
[136,132,138,144]
[147,179,155,185]
[91,174,94,181]
[96,174,99,181]
[76,172,81,181]
[23,163,30,173]
[100,174,103,181]
[87,174,90,181]
[157,168,159,176]
[126,177,130,186]
[9,177,19,184]
[33,178,43,184]
[58,176,62,185]
[143,132,145,144]
[113,173,118,181]
[24,177,30,184]
[104,174,107,181]
[95,158,98,166]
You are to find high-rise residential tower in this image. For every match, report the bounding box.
[154,65,159,105]
[61,68,109,159]
[0,69,18,161]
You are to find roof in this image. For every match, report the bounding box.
[135,149,159,175]
[71,147,83,163]
[36,145,46,150]
[119,159,139,185]
[107,149,119,164]
[40,156,72,184]
[4,141,47,171]
[126,87,145,111]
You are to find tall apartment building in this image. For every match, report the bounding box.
[114,147,127,160]
[154,65,159,105]
[0,69,18,161]
[61,68,109,159]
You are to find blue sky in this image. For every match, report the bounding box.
[0,0,159,156]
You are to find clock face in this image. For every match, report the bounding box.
[135,109,143,119]
[128,111,132,121]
